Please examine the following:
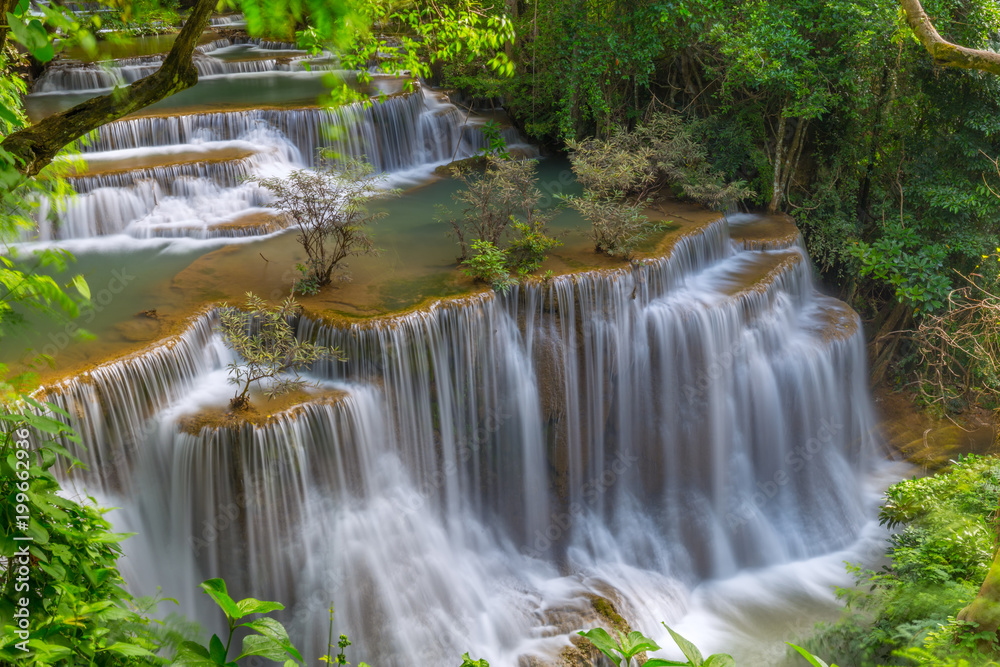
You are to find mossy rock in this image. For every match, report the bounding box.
[433,155,489,178]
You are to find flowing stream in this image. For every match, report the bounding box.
[23,30,898,666]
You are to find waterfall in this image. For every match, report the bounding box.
[42,216,883,665]
[32,55,334,92]
[30,87,522,241]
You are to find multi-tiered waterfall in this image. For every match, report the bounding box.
[26,32,888,667]
[41,216,885,664]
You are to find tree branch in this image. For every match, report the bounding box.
[900,0,1000,76]
[1,0,217,176]
[0,0,20,54]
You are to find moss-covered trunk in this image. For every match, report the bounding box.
[2,0,216,176]
[958,535,1000,650]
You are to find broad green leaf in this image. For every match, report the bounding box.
[173,641,218,667]
[71,275,90,300]
[25,639,73,661]
[643,660,689,666]
[0,103,21,128]
[787,643,830,667]
[663,624,703,667]
[209,634,227,664]
[199,579,241,620]
[236,597,284,617]
[105,642,156,658]
[32,42,55,62]
[236,634,292,662]
[577,628,622,662]
[240,617,302,662]
[704,654,736,667]
[620,630,661,656]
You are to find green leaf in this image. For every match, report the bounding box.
[577,628,622,662]
[209,634,227,664]
[240,617,302,662]
[32,42,55,62]
[240,616,289,641]
[71,275,90,300]
[643,660,689,667]
[620,630,661,657]
[173,641,218,667]
[198,579,241,620]
[704,655,736,667]
[663,625,703,667]
[236,634,292,662]
[105,642,156,658]
[0,103,21,128]
[236,597,284,617]
[787,643,830,667]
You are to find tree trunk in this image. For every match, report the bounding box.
[2,0,216,176]
[869,299,913,387]
[780,118,807,199]
[958,539,1000,650]
[0,0,20,54]
[901,0,1000,75]
[768,111,788,214]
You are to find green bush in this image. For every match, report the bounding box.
[0,401,171,664]
[803,455,1000,665]
[461,239,517,293]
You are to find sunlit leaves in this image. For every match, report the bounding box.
[330,1,515,82]
[6,13,56,62]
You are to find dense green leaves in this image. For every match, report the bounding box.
[804,454,1000,664]
[0,402,173,665]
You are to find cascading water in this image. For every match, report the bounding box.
[21,26,892,664]
[43,214,886,665]
[28,85,526,241]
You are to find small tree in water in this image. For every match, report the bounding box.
[562,111,751,259]
[251,158,394,290]
[441,154,561,291]
[218,292,337,411]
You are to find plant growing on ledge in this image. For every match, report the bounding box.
[217,292,338,411]
[442,151,561,291]
[561,111,749,259]
[442,154,557,261]
[461,239,517,293]
[250,158,395,291]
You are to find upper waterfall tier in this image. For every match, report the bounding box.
[31,88,529,241]
[40,214,880,665]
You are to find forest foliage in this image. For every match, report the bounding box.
[443,0,1000,335]
[6,0,1000,665]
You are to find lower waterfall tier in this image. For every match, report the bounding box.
[41,216,885,665]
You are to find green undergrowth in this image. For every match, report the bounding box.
[801,454,1000,666]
